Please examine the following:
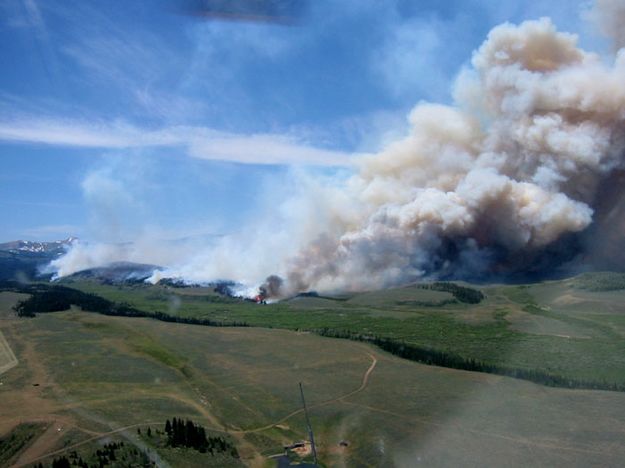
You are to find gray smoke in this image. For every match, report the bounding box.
[259,275,284,299]
[51,7,625,299]
[587,0,625,50]
[266,15,625,297]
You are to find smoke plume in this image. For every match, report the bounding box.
[587,0,625,50]
[273,16,625,297]
[52,11,625,298]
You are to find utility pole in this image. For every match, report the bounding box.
[299,382,318,466]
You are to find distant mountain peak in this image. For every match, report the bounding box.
[0,237,78,254]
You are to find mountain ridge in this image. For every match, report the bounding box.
[0,237,78,255]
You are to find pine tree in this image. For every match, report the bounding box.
[52,457,71,468]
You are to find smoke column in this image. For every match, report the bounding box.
[274,16,625,296]
[52,10,625,298]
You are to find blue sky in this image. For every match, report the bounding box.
[0,0,602,242]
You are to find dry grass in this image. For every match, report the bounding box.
[2,310,625,466]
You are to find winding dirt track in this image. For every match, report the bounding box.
[11,327,622,466]
[233,352,378,434]
[14,351,378,466]
[13,421,163,468]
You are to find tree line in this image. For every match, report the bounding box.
[9,283,249,328]
[314,327,625,392]
[164,418,238,457]
[418,282,485,304]
[41,442,151,468]
[11,280,622,392]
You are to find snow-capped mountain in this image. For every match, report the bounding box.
[0,237,78,280]
[0,237,78,255]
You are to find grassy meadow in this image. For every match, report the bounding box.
[1,274,625,466]
[60,274,625,386]
[3,309,625,466]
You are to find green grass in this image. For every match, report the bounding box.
[0,291,29,318]
[137,426,243,468]
[346,285,455,307]
[570,271,625,291]
[55,278,625,387]
[129,335,187,371]
[4,310,625,466]
[4,274,625,466]
[43,437,155,467]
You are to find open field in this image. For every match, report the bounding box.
[0,330,18,376]
[0,292,28,319]
[0,423,48,467]
[2,290,625,466]
[0,293,20,376]
[59,274,625,387]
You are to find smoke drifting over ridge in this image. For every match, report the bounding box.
[51,10,625,298]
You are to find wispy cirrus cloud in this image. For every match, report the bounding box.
[0,117,360,166]
[22,223,81,239]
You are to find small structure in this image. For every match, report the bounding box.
[277,384,318,467]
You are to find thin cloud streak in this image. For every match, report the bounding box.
[22,223,81,238]
[0,118,361,166]
[0,200,78,208]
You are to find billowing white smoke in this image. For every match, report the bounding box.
[51,13,625,297]
[45,237,198,279]
[587,0,625,50]
[262,17,625,296]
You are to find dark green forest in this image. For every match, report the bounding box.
[315,328,625,392]
[4,279,623,392]
[5,281,248,327]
